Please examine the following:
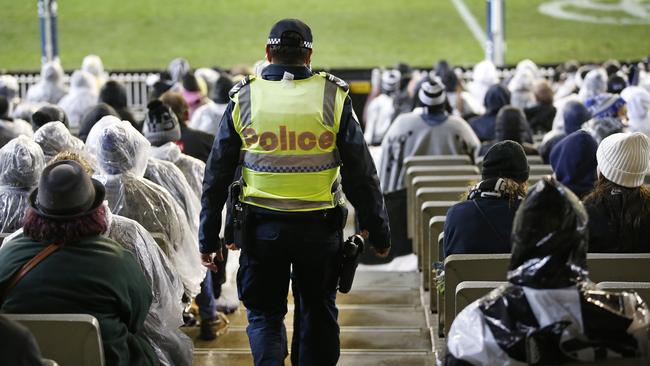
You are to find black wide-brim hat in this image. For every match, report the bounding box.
[29,160,106,220]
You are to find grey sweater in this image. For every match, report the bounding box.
[378,110,480,193]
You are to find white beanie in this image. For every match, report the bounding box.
[596,132,650,188]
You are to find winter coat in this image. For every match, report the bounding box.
[479,106,534,156]
[378,110,480,193]
[179,123,214,163]
[446,179,650,365]
[469,84,511,142]
[0,234,158,366]
[444,196,521,258]
[0,136,44,234]
[524,103,556,134]
[539,101,591,163]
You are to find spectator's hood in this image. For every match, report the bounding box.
[0,135,45,189]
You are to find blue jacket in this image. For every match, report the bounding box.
[469,84,511,142]
[199,64,391,253]
[443,197,521,258]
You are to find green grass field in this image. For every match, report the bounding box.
[0,0,648,72]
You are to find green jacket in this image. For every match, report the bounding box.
[0,234,157,366]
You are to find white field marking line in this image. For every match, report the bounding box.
[450,0,488,51]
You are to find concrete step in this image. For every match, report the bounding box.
[193,350,434,366]
[227,306,426,328]
[353,271,419,289]
[288,288,421,306]
[186,327,432,351]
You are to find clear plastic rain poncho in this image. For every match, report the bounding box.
[0,136,45,234]
[81,55,109,92]
[468,60,499,106]
[58,70,99,134]
[85,116,205,297]
[446,178,650,365]
[25,61,68,104]
[104,206,192,366]
[144,157,200,234]
[150,142,205,200]
[33,121,85,161]
[0,118,33,148]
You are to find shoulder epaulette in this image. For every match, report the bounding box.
[229,75,256,98]
[319,72,349,92]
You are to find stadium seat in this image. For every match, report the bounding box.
[417,201,458,284]
[476,155,544,169]
[403,155,472,170]
[428,216,446,312]
[4,313,105,366]
[441,254,650,337]
[408,175,479,240]
[455,281,507,316]
[597,282,650,304]
[410,187,465,253]
[528,164,554,176]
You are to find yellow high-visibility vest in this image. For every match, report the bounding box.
[231,72,348,212]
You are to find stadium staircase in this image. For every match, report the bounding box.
[185,271,434,365]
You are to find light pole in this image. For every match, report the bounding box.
[486,0,505,66]
[38,0,59,64]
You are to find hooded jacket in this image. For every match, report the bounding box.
[446,179,650,365]
[549,131,597,199]
[58,70,98,134]
[25,62,68,104]
[467,60,499,105]
[85,116,205,297]
[469,84,511,142]
[539,101,591,163]
[0,136,44,234]
[479,106,533,156]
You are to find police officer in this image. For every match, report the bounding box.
[199,19,391,366]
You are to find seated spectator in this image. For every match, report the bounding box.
[48,152,193,366]
[190,75,234,136]
[81,54,109,92]
[444,141,528,257]
[58,70,98,134]
[549,130,598,199]
[439,67,484,120]
[78,103,120,142]
[584,132,650,252]
[84,116,205,297]
[0,136,45,234]
[507,69,535,109]
[99,80,136,127]
[447,178,650,365]
[539,100,591,163]
[0,96,33,147]
[469,84,511,142]
[0,314,45,366]
[549,68,607,133]
[142,100,205,199]
[585,93,626,120]
[25,61,67,104]
[31,104,69,131]
[480,106,535,155]
[583,116,626,144]
[160,91,215,162]
[622,86,650,138]
[167,57,190,88]
[181,73,210,118]
[0,160,157,366]
[376,78,479,263]
[33,121,84,161]
[364,69,400,146]
[467,60,498,106]
[524,79,556,134]
[607,75,628,94]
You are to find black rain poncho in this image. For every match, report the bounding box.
[446,178,650,365]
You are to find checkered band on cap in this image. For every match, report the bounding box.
[267,38,312,49]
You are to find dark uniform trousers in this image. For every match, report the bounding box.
[237,209,342,366]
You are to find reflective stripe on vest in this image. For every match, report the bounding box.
[231,73,348,212]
